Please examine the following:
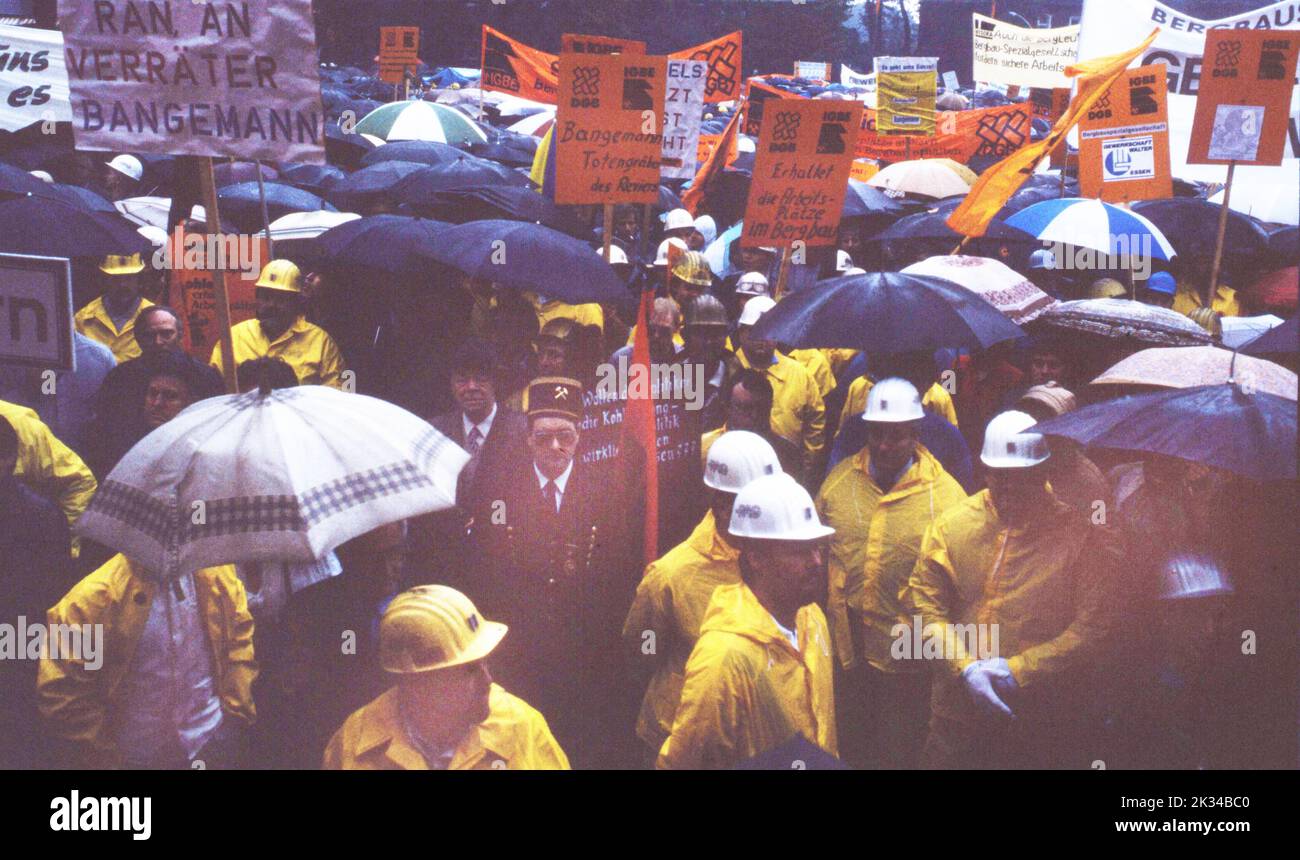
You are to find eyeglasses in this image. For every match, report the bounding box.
[530,430,578,447]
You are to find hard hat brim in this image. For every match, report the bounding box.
[384,619,508,674]
[99,262,146,275]
[729,523,836,541]
[979,452,1050,469]
[254,280,303,293]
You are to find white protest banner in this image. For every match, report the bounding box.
[0,24,71,132]
[840,65,877,107]
[972,12,1080,88]
[662,59,707,179]
[0,253,74,372]
[942,70,960,92]
[1078,0,1299,184]
[794,60,832,80]
[57,0,325,163]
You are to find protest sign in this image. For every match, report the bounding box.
[972,13,1080,89]
[1079,64,1171,200]
[57,0,325,162]
[840,65,878,108]
[481,25,561,103]
[0,24,71,132]
[1031,86,1072,166]
[670,31,742,102]
[942,70,961,91]
[743,75,799,137]
[741,99,861,247]
[561,33,646,55]
[848,158,880,182]
[554,52,665,204]
[855,102,1032,162]
[695,131,738,166]
[378,26,420,85]
[1187,28,1300,166]
[166,229,264,360]
[874,57,938,135]
[662,59,707,179]
[794,61,832,80]
[1077,0,1300,183]
[0,253,73,372]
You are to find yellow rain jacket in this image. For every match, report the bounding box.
[838,377,958,432]
[210,316,346,389]
[535,297,606,335]
[0,400,96,555]
[323,683,570,770]
[74,296,154,363]
[822,348,859,378]
[623,512,741,751]
[657,582,837,769]
[904,490,1120,724]
[1172,283,1241,318]
[787,348,837,399]
[36,554,257,769]
[816,444,966,671]
[735,349,826,466]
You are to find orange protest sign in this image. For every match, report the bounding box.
[671,31,743,103]
[1188,29,1300,167]
[695,132,738,166]
[560,33,646,55]
[555,53,666,204]
[1029,87,1071,167]
[168,230,265,361]
[855,102,1032,163]
[743,76,801,137]
[741,99,862,247]
[379,27,420,85]
[848,159,880,183]
[480,25,560,104]
[1078,64,1171,202]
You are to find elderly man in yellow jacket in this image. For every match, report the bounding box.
[37,554,257,769]
[624,431,781,760]
[74,254,154,363]
[324,585,569,770]
[0,400,96,557]
[658,472,838,769]
[816,378,966,769]
[210,260,347,388]
[905,411,1122,769]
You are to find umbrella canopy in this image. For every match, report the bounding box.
[1005,198,1176,261]
[704,220,743,278]
[868,198,1024,242]
[213,161,279,187]
[1242,315,1297,356]
[1091,346,1297,400]
[255,211,361,242]
[324,121,380,168]
[0,197,153,257]
[0,162,52,198]
[75,386,470,574]
[418,219,627,305]
[359,139,467,168]
[1243,266,1297,317]
[325,160,428,210]
[114,196,205,230]
[901,255,1058,324]
[842,180,921,218]
[867,158,974,199]
[1221,315,1286,350]
[28,182,118,214]
[507,110,555,138]
[216,182,337,233]
[355,101,489,146]
[1130,198,1270,269]
[276,162,347,196]
[749,271,1024,352]
[1208,171,1299,226]
[393,156,530,201]
[1037,299,1212,347]
[1033,383,1296,482]
[308,214,451,274]
[467,131,539,168]
[402,185,585,236]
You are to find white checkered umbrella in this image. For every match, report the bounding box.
[75,386,469,576]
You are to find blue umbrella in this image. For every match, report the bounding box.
[277,162,347,196]
[0,163,51,198]
[736,735,846,770]
[704,220,743,278]
[308,214,450,274]
[400,185,586,237]
[842,180,922,218]
[325,160,428,210]
[393,156,529,202]
[418,219,626,304]
[217,181,336,233]
[1005,198,1177,261]
[1242,316,1297,356]
[0,197,153,257]
[44,183,117,214]
[359,139,466,168]
[750,271,1024,352]
[1033,383,1296,482]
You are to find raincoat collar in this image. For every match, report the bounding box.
[736,348,785,373]
[701,581,801,657]
[261,315,312,348]
[687,511,740,563]
[355,686,513,770]
[85,295,143,336]
[852,443,942,498]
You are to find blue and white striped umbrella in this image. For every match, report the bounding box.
[1004,197,1176,261]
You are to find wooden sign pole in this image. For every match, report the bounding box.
[195,156,238,393]
[254,160,275,258]
[602,203,614,265]
[1206,160,1236,308]
[774,246,793,300]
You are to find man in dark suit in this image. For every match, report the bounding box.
[468,377,642,768]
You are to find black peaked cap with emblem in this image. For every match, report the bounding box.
[527,376,583,422]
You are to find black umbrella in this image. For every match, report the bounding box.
[0,162,50,198]
[1242,315,1297,356]
[0,197,153,257]
[1130,198,1269,272]
[216,182,336,232]
[1264,224,1297,270]
[325,160,428,210]
[307,214,451,274]
[324,121,379,169]
[359,139,466,168]
[749,271,1024,352]
[41,183,117,214]
[418,219,626,304]
[393,156,529,202]
[1033,383,1296,482]
[276,162,347,196]
[842,180,921,218]
[400,184,586,236]
[213,161,278,187]
[467,130,539,168]
[868,198,1024,242]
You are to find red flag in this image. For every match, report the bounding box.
[681,105,741,216]
[622,284,659,564]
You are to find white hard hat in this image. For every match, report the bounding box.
[843,266,867,276]
[663,207,694,232]
[735,271,770,297]
[729,472,835,541]
[28,170,54,183]
[980,410,1050,469]
[653,236,688,266]
[704,430,782,492]
[599,243,629,266]
[693,214,717,246]
[864,377,924,423]
[737,135,756,154]
[1158,552,1233,601]
[737,295,776,326]
[106,154,143,182]
[836,249,853,272]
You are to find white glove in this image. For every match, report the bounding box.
[961,658,1018,719]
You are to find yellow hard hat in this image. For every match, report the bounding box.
[254,259,303,293]
[671,250,713,287]
[1087,277,1127,300]
[379,585,508,674]
[1188,307,1222,338]
[99,253,145,275]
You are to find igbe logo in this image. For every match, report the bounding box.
[1086,92,1112,122]
[734,503,763,519]
[769,111,801,153]
[570,66,600,108]
[622,65,656,111]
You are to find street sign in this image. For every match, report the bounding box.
[0,253,74,372]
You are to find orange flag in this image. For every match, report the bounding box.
[622,282,659,565]
[681,105,742,216]
[946,28,1158,238]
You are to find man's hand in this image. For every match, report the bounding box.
[961,658,1018,720]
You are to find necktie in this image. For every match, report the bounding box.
[542,480,559,513]
[466,426,483,455]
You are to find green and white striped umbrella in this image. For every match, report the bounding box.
[355,101,488,146]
